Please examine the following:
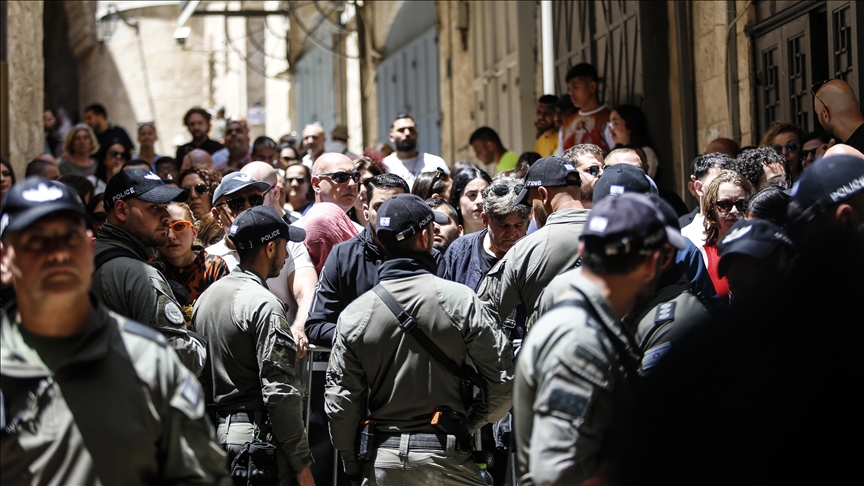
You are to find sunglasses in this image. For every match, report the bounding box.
[320,171,360,184]
[715,199,747,213]
[286,177,308,185]
[491,183,524,197]
[282,156,299,162]
[108,149,127,158]
[801,147,818,159]
[810,79,830,112]
[168,220,194,233]
[767,173,792,189]
[91,212,107,224]
[217,194,264,212]
[586,165,602,177]
[772,141,799,154]
[182,183,209,196]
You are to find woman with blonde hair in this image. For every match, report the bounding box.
[59,123,100,178]
[701,170,754,299]
[759,121,806,182]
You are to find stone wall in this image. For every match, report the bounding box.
[5,1,44,175]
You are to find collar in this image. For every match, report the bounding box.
[96,222,156,260]
[360,224,385,259]
[545,207,591,225]
[567,269,635,350]
[578,104,608,116]
[378,252,438,281]
[234,265,270,290]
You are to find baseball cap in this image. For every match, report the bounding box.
[212,171,272,205]
[787,155,864,225]
[513,156,581,206]
[376,194,449,244]
[104,168,189,208]
[228,205,305,249]
[581,192,686,254]
[593,164,653,204]
[1,178,88,238]
[717,219,794,277]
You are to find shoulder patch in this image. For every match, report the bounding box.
[164,301,185,326]
[180,373,201,408]
[641,342,671,371]
[548,386,590,418]
[655,301,676,324]
[121,320,168,347]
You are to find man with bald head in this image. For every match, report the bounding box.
[301,123,327,169]
[310,152,360,216]
[180,149,214,171]
[704,137,741,157]
[823,143,864,160]
[813,79,864,153]
[605,147,648,172]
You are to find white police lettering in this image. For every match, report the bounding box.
[829,175,864,203]
[721,224,752,244]
[525,180,542,188]
[379,217,391,227]
[112,187,136,202]
[588,216,609,233]
[644,228,664,246]
[610,185,625,195]
[233,174,252,182]
[419,214,432,227]
[22,183,64,202]
[261,229,281,243]
[229,224,239,235]
[773,231,793,245]
[144,172,162,180]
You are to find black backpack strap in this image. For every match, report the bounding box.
[93,247,140,272]
[554,296,642,387]
[371,284,488,404]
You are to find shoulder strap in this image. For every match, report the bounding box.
[1,377,55,436]
[371,284,468,382]
[554,296,643,385]
[94,247,140,272]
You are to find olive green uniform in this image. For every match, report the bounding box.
[478,208,589,328]
[325,259,514,484]
[92,223,206,375]
[0,300,228,485]
[515,270,637,485]
[193,266,312,484]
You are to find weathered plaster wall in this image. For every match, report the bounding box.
[6,1,44,174]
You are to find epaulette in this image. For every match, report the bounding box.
[654,301,676,324]
[119,319,168,347]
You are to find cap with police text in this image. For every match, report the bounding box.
[581,192,686,254]
[228,206,305,250]
[593,164,653,204]
[513,156,581,206]
[788,155,864,225]
[717,219,794,277]
[1,178,88,238]
[212,171,272,205]
[104,168,189,208]
[376,194,449,243]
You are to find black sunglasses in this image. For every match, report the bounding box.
[282,156,298,162]
[715,199,747,213]
[811,79,831,112]
[108,149,127,158]
[772,141,799,154]
[586,165,602,177]
[217,194,264,212]
[320,171,360,184]
[91,212,107,224]
[182,183,209,196]
[491,183,524,197]
[286,177,308,185]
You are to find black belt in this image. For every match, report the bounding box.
[377,433,455,452]
[217,411,257,424]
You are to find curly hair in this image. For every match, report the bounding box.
[759,121,806,149]
[702,170,753,246]
[734,147,784,188]
[179,166,223,197]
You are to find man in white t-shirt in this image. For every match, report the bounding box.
[205,170,317,357]
[382,114,449,189]
[301,122,327,170]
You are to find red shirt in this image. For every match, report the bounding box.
[704,243,729,299]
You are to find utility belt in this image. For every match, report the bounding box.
[208,407,269,432]
[357,407,472,461]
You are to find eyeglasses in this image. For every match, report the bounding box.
[767,173,792,189]
[168,220,194,233]
[715,199,747,213]
[320,171,360,184]
[801,147,818,159]
[182,183,209,196]
[91,212,107,225]
[217,194,264,212]
[491,183,524,197]
[286,177,308,185]
[282,155,299,162]
[772,141,799,154]
[108,149,126,158]
[810,79,830,112]
[586,165,602,177]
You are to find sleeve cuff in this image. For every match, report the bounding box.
[342,456,363,476]
[288,453,313,472]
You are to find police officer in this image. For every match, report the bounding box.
[0,178,228,485]
[91,167,207,375]
[514,192,685,485]
[194,205,314,486]
[325,194,514,486]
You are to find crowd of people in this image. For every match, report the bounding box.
[1,63,863,486]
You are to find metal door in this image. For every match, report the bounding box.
[294,35,336,133]
[376,27,441,155]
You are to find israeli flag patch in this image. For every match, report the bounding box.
[588,216,609,233]
[564,164,576,171]
[379,217,390,227]
[610,185,625,195]
[229,224,238,235]
[641,342,672,371]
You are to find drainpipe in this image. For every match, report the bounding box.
[541,1,554,94]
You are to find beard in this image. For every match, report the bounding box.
[396,139,417,152]
[128,213,168,248]
[433,239,451,253]
[267,250,283,279]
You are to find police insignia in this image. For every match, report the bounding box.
[548,387,590,418]
[165,301,185,326]
[181,373,201,407]
[641,342,671,371]
[655,301,676,324]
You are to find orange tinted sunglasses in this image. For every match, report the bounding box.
[168,220,194,233]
